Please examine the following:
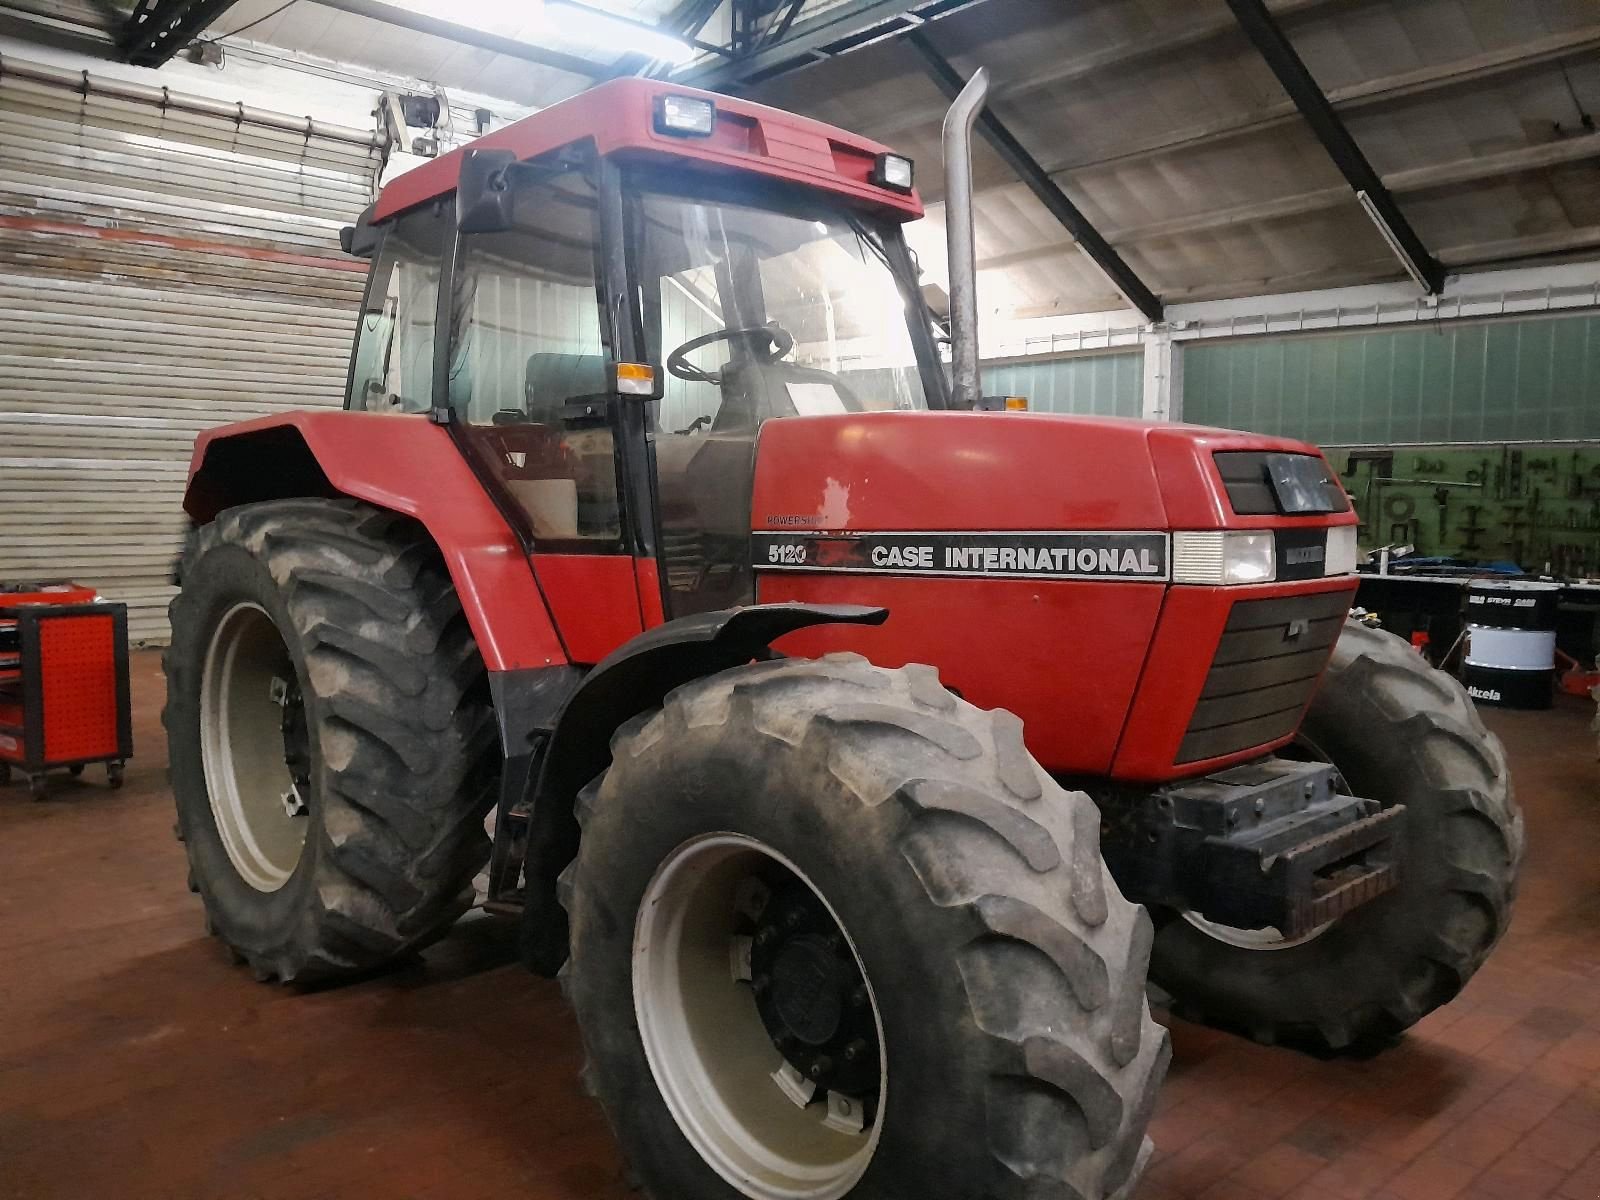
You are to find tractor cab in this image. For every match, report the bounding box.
[343,81,940,619]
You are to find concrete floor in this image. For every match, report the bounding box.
[2,651,1598,1200]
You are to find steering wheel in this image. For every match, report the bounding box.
[666,322,794,386]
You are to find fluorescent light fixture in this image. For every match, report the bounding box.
[1356,188,1431,295]
[381,0,694,64]
[655,94,715,136]
[550,1,695,63]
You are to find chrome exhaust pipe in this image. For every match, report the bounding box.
[941,66,988,410]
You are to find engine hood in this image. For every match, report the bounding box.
[750,410,1340,537]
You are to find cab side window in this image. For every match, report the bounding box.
[346,203,448,413]
[447,167,623,548]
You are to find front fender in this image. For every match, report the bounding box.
[520,601,889,974]
[183,411,564,671]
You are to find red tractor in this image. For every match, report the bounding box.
[167,73,1521,1200]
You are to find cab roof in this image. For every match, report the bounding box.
[372,77,924,224]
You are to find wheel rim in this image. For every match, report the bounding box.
[1179,910,1335,950]
[200,602,310,892]
[632,834,886,1200]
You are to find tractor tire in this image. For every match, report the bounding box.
[1150,619,1524,1054]
[163,499,498,984]
[560,653,1168,1200]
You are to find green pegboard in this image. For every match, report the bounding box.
[1332,444,1600,577]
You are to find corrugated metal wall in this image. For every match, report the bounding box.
[981,351,1143,416]
[0,62,381,642]
[1183,313,1600,447]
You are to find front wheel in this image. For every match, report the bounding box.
[561,654,1168,1200]
[1150,619,1524,1053]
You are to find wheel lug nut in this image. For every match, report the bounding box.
[755,926,776,947]
[808,1056,832,1081]
[850,985,869,1008]
[752,974,770,996]
[784,907,804,930]
[843,1039,867,1063]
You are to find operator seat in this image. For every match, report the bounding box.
[480,352,618,540]
[524,353,608,423]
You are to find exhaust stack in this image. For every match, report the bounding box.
[941,67,988,410]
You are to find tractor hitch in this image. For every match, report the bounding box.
[1101,758,1403,940]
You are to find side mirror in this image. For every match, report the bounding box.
[457,147,518,234]
[339,204,381,258]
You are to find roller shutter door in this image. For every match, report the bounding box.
[0,60,382,642]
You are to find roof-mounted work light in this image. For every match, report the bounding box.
[655,95,716,137]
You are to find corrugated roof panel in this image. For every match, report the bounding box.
[47,0,1591,319]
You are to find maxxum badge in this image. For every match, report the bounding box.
[752,531,1170,581]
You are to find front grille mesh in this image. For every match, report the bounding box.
[1176,591,1352,764]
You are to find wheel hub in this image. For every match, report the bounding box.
[272,674,312,818]
[770,935,845,1045]
[750,884,881,1104]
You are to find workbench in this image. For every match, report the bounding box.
[1355,572,1600,671]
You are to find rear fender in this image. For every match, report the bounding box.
[519,601,889,975]
[183,411,565,670]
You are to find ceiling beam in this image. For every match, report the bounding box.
[1225,0,1445,294]
[977,130,1600,271]
[868,0,1349,143]
[306,0,606,79]
[119,0,243,67]
[1440,225,1600,269]
[909,32,1163,323]
[1039,22,1600,180]
[675,0,989,90]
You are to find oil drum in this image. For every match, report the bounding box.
[1462,580,1559,709]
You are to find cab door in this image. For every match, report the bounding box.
[444,161,642,661]
[627,176,935,621]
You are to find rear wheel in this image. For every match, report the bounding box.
[1150,619,1524,1053]
[562,654,1168,1200]
[163,499,498,983]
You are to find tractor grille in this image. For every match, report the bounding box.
[1176,590,1352,765]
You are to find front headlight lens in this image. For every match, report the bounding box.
[1172,531,1277,585]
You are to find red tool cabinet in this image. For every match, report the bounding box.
[0,582,132,800]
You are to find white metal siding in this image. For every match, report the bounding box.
[0,60,381,642]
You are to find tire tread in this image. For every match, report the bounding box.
[566,655,1168,1200]
[165,499,497,984]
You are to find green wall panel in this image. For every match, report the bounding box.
[982,352,1143,417]
[1183,313,1600,446]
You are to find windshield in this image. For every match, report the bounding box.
[628,178,937,435]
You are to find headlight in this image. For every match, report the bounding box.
[1325,525,1358,575]
[1172,531,1276,585]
